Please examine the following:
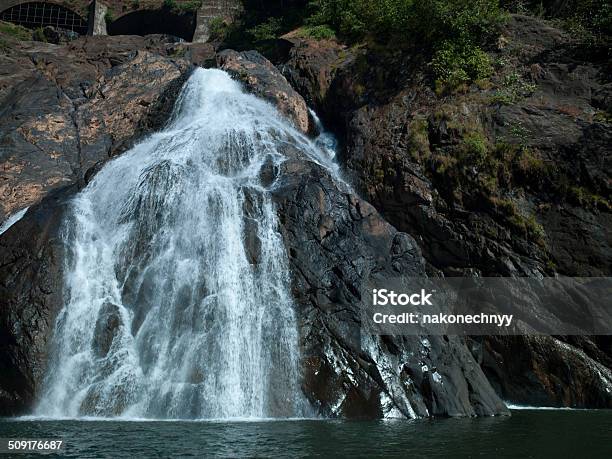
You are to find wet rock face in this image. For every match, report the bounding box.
[475,336,612,408]
[0,189,70,415]
[92,303,123,358]
[0,19,607,417]
[272,155,508,418]
[0,37,507,418]
[216,49,311,134]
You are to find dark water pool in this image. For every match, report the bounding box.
[1,410,610,458]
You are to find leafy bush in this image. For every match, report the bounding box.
[208,17,227,40]
[308,0,505,43]
[431,40,493,90]
[489,72,537,105]
[246,17,283,41]
[32,27,47,43]
[307,0,506,86]
[0,21,32,41]
[299,24,336,40]
[163,0,177,9]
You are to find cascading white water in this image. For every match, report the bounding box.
[37,68,337,419]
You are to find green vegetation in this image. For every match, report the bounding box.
[177,1,203,13]
[408,112,610,245]
[230,1,506,86]
[503,0,611,42]
[489,197,546,244]
[0,21,32,51]
[305,0,506,88]
[104,11,114,25]
[407,116,563,245]
[489,72,537,105]
[168,46,187,57]
[567,186,611,211]
[246,17,283,42]
[160,0,202,13]
[209,17,228,41]
[0,20,32,41]
[297,24,336,40]
[431,41,493,93]
[32,27,47,42]
[594,110,612,124]
[307,0,505,44]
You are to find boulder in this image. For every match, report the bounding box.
[216,49,310,134]
[280,36,351,111]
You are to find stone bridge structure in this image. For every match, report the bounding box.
[0,0,241,41]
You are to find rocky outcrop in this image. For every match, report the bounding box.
[272,148,507,418]
[279,14,612,407]
[473,335,612,408]
[217,49,311,133]
[218,52,509,416]
[280,35,351,110]
[0,189,70,415]
[0,33,216,222]
[1,13,609,416]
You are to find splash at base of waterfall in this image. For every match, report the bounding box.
[36,68,335,420]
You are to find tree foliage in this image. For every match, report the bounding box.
[307,0,505,44]
[307,0,506,86]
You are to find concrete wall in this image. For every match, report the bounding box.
[87,0,107,35]
[1,0,243,41]
[193,0,242,43]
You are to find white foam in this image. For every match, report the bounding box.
[0,207,29,236]
[505,403,600,411]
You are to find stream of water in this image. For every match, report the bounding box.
[36,68,337,420]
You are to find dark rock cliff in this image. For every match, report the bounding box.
[272,152,506,417]
[279,14,612,408]
[0,34,217,221]
[0,189,68,414]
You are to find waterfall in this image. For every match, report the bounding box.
[309,108,338,162]
[37,68,335,419]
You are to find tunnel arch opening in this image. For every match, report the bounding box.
[107,9,196,42]
[0,2,87,34]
